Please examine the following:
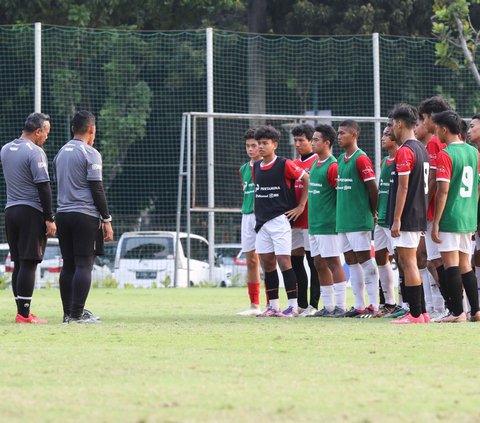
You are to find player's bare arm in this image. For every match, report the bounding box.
[427,168,436,203]
[285,172,309,221]
[431,181,449,244]
[365,179,378,223]
[391,173,409,238]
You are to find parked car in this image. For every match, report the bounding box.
[96,240,117,271]
[214,243,248,286]
[0,243,11,281]
[114,231,230,288]
[4,238,112,288]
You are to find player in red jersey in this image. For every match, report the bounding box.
[290,124,320,317]
[414,115,447,318]
[467,114,480,311]
[418,96,451,320]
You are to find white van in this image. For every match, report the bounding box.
[114,231,229,288]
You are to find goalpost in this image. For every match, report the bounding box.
[175,112,388,287]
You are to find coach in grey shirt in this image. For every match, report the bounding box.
[0,112,56,324]
[54,110,113,324]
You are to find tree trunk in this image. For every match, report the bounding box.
[454,14,480,86]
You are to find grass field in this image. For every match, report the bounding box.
[0,287,479,423]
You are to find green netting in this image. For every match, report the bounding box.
[1,26,480,248]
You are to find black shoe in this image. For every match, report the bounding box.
[338,307,364,318]
[67,313,101,324]
[312,307,334,317]
[82,309,101,322]
[330,306,346,317]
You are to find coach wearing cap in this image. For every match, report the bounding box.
[54,110,113,324]
[0,112,56,324]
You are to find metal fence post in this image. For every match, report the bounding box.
[372,33,381,179]
[206,27,215,283]
[34,22,42,113]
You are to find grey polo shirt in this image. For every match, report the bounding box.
[0,138,50,211]
[54,139,103,218]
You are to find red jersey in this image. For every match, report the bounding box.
[426,136,446,221]
[293,153,318,229]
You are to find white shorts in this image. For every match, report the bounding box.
[241,213,257,253]
[255,214,292,255]
[291,228,310,251]
[425,221,441,260]
[437,232,473,255]
[339,231,372,253]
[309,234,341,258]
[393,231,421,249]
[374,225,394,255]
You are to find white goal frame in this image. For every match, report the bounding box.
[175,112,389,287]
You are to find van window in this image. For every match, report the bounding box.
[180,238,208,262]
[120,237,173,259]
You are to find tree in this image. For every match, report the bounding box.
[433,0,480,86]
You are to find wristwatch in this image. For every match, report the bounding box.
[45,214,55,223]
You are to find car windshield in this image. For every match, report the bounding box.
[43,245,61,260]
[180,238,208,262]
[120,237,173,260]
[0,249,9,262]
[215,247,239,265]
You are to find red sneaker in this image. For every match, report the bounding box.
[422,313,431,323]
[390,313,425,324]
[15,313,48,324]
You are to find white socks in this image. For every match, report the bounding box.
[334,281,347,310]
[378,263,395,305]
[287,298,298,311]
[419,268,433,312]
[361,259,379,310]
[320,285,335,311]
[269,299,280,310]
[349,263,365,310]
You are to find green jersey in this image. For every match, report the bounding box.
[377,156,396,228]
[336,149,375,233]
[308,156,337,235]
[436,142,479,232]
[239,161,255,214]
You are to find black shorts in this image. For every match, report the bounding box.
[56,212,103,259]
[5,205,47,262]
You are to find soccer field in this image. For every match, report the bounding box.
[0,288,479,423]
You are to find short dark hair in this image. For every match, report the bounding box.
[471,114,480,121]
[418,96,451,116]
[254,125,280,142]
[244,128,256,140]
[431,110,462,135]
[314,124,337,147]
[338,119,360,135]
[461,119,468,141]
[24,112,50,132]
[390,103,418,128]
[291,123,314,140]
[72,111,95,135]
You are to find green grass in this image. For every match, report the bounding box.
[0,288,479,423]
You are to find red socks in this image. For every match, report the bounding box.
[247,282,260,305]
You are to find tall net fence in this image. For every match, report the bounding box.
[1,25,480,284]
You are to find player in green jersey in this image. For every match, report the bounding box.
[335,120,379,318]
[431,111,480,322]
[374,124,399,316]
[307,124,347,317]
[237,129,263,316]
